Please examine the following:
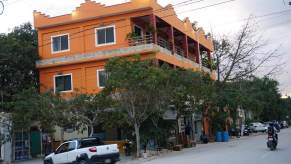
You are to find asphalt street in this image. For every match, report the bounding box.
[14,128,291,164]
[144,128,291,164]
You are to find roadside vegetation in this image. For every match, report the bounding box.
[0,21,290,157]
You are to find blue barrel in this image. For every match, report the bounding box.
[216,131,222,142]
[222,131,229,142]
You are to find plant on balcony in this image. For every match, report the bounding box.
[126,32,141,46]
[126,32,140,40]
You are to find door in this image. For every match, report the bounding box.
[52,142,69,164]
[30,131,41,157]
[67,141,78,163]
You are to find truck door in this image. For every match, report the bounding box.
[52,142,69,163]
[67,141,79,163]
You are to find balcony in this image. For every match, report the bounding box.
[127,33,214,76]
[129,15,214,69]
[127,34,200,68]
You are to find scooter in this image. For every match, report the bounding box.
[243,126,251,136]
[267,133,278,151]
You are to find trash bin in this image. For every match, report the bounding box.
[222,131,229,142]
[216,131,222,142]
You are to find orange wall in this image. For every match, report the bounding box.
[39,54,155,94]
[40,60,106,94]
[38,17,132,60]
[35,0,215,94]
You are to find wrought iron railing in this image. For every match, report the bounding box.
[127,34,153,46]
[157,37,171,51]
[175,46,184,57]
[128,35,194,63]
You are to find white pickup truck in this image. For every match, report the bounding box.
[44,137,120,164]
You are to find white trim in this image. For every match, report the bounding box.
[53,73,73,93]
[95,25,116,47]
[51,33,70,54]
[133,24,143,37]
[96,69,105,88]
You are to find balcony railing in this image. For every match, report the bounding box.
[128,34,174,52]
[175,46,184,57]
[157,37,171,51]
[128,34,153,46]
[127,34,197,65]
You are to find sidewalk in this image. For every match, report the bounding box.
[12,158,43,164]
[11,133,266,164]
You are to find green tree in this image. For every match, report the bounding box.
[66,92,114,137]
[0,23,38,111]
[12,88,63,132]
[104,57,170,157]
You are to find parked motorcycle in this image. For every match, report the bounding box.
[243,126,251,136]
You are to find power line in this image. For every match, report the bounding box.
[38,0,236,48]
[0,1,4,15]
[179,0,236,13]
[0,0,20,15]
[150,0,205,14]
[216,9,291,26]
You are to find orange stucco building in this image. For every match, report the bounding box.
[34,0,214,95]
[34,0,215,139]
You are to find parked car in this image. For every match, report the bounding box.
[249,122,267,133]
[281,121,289,128]
[44,137,120,164]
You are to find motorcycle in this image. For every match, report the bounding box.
[267,133,278,151]
[243,126,251,136]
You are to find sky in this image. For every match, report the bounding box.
[0,0,290,96]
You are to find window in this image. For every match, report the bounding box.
[55,143,69,154]
[97,70,107,88]
[95,25,116,46]
[79,138,104,149]
[68,142,76,151]
[54,74,73,92]
[51,34,69,53]
[134,25,143,37]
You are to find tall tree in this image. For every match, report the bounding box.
[12,88,63,132]
[66,93,114,137]
[211,20,281,125]
[104,57,170,157]
[0,23,38,111]
[213,20,279,83]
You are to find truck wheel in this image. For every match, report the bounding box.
[79,160,87,164]
[44,159,53,164]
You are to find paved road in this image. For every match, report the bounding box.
[14,128,291,164]
[144,128,291,164]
